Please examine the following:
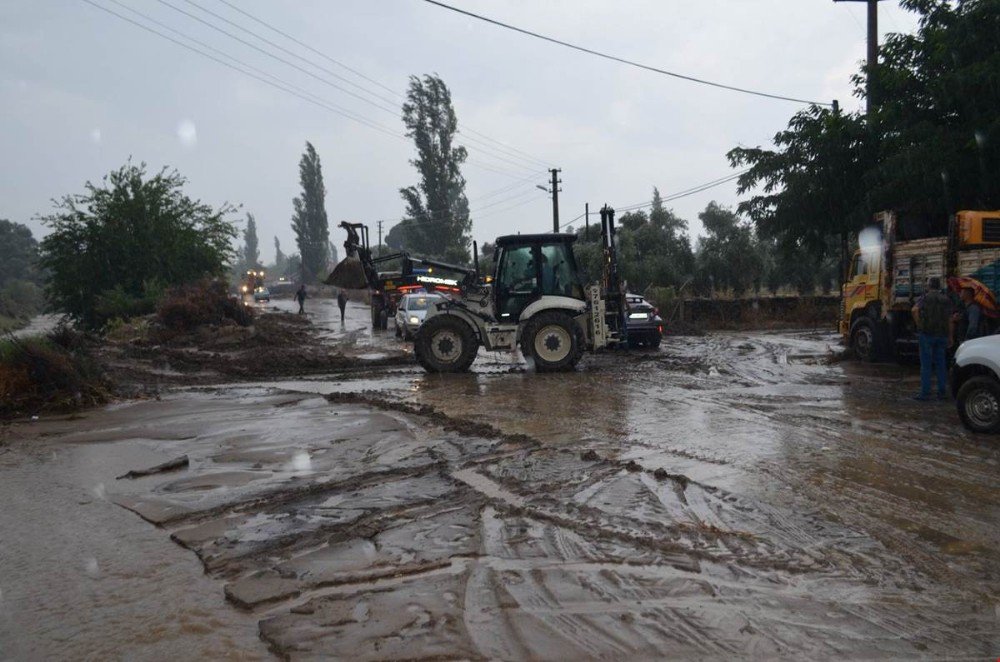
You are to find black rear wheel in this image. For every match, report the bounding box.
[957,376,1000,433]
[414,314,479,373]
[522,311,581,372]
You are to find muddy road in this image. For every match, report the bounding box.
[2,298,998,659]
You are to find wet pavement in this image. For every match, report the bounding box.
[2,298,998,659]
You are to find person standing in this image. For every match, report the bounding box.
[953,286,985,345]
[337,289,348,324]
[911,276,953,401]
[296,284,307,315]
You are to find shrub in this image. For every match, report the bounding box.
[0,329,109,417]
[39,162,237,329]
[156,279,252,332]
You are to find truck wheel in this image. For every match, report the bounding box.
[957,376,1000,433]
[414,315,478,373]
[379,309,389,331]
[523,311,580,372]
[850,319,877,362]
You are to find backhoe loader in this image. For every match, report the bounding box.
[327,206,629,372]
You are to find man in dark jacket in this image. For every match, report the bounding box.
[295,284,307,314]
[337,289,347,324]
[911,277,953,400]
[953,286,985,345]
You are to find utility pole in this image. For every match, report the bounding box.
[376,220,383,256]
[550,168,561,232]
[537,169,562,232]
[833,0,883,116]
[585,202,589,239]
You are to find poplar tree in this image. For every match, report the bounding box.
[391,75,471,263]
[291,142,330,283]
[243,213,260,269]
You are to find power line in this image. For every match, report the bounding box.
[81,0,406,140]
[213,0,403,99]
[117,0,548,178]
[209,0,553,169]
[559,170,748,230]
[158,0,542,175]
[422,0,832,107]
[209,0,548,168]
[155,0,403,116]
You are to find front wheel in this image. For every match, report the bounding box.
[957,376,1000,433]
[522,311,581,372]
[414,314,479,373]
[850,319,876,362]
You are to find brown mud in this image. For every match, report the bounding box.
[2,299,998,659]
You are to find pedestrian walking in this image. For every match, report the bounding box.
[911,276,953,400]
[952,286,986,345]
[337,289,347,324]
[296,284,307,314]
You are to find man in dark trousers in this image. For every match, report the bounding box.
[337,289,348,324]
[911,276,953,400]
[295,284,307,314]
[953,286,985,345]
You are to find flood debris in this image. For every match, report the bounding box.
[116,455,189,480]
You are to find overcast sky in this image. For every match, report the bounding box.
[1,0,919,263]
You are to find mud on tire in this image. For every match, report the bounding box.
[414,314,479,373]
[522,310,582,373]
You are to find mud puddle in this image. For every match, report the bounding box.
[4,302,999,658]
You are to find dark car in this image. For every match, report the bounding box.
[625,293,663,349]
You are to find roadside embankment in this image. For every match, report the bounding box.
[676,295,839,331]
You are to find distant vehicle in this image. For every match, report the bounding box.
[625,293,664,349]
[952,335,1000,433]
[395,292,445,340]
[253,286,270,303]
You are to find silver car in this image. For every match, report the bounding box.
[395,292,445,340]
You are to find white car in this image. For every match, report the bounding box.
[952,335,1000,433]
[395,292,444,340]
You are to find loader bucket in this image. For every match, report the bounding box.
[324,255,369,289]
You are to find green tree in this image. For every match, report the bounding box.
[393,74,471,263]
[39,162,236,328]
[0,220,42,286]
[242,213,260,270]
[273,236,287,275]
[694,202,764,297]
[291,142,330,283]
[728,0,999,261]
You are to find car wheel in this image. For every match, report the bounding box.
[957,376,1000,433]
[394,323,402,338]
[414,314,478,373]
[522,311,580,372]
[649,333,662,349]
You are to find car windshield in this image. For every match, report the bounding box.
[407,296,440,311]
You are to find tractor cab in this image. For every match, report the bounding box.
[492,233,584,323]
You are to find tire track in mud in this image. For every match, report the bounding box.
[105,329,1000,659]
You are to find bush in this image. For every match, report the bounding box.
[0,328,109,417]
[39,162,237,329]
[156,279,253,332]
[92,280,165,329]
[0,279,44,321]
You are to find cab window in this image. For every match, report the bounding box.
[497,245,537,293]
[539,243,582,298]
